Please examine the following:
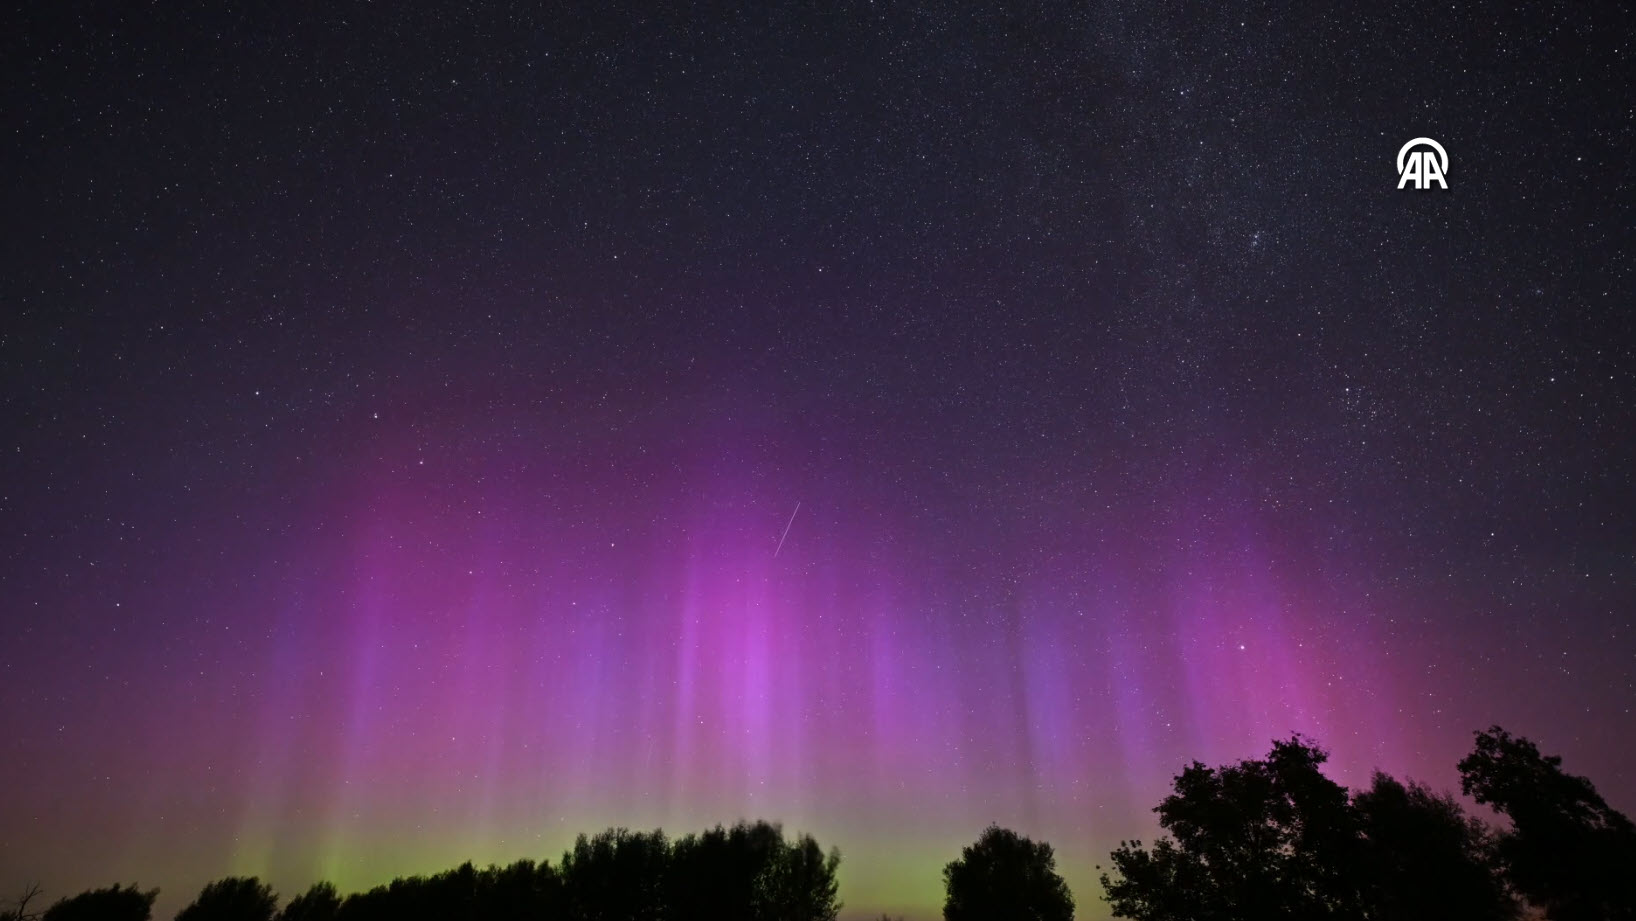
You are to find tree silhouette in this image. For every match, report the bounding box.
[666,821,839,921]
[559,827,670,921]
[40,885,158,921]
[277,883,339,921]
[312,824,835,921]
[757,831,841,921]
[942,825,1073,921]
[667,822,782,921]
[332,860,563,921]
[1459,725,1636,921]
[1353,773,1516,921]
[480,860,564,921]
[331,881,401,921]
[176,878,277,921]
[1103,735,1527,921]
[0,884,43,921]
[418,861,482,920]
[1,820,845,921]
[1102,736,1365,921]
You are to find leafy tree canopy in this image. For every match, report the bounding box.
[1459,726,1636,921]
[1103,735,1515,921]
[942,825,1074,921]
[176,878,277,921]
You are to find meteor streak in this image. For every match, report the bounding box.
[774,502,801,558]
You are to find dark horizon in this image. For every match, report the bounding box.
[2,3,1632,920]
[11,727,1631,921]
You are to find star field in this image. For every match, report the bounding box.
[1,3,1633,919]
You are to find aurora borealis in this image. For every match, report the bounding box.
[2,3,1633,920]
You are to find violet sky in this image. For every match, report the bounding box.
[2,4,1632,919]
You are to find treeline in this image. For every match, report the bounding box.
[3,822,840,921]
[1092,725,1636,921]
[7,727,1634,921]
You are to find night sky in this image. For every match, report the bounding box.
[2,4,1633,919]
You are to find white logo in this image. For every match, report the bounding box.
[1397,137,1448,190]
